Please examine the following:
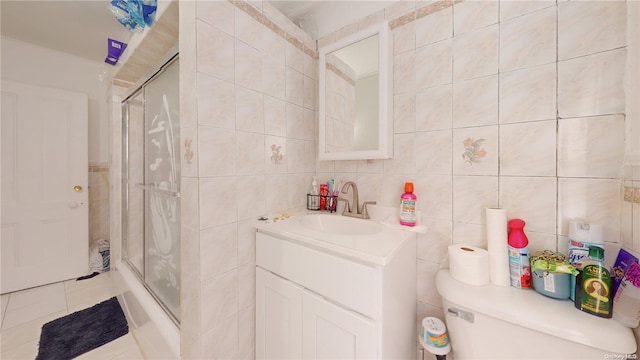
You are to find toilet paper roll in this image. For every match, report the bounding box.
[448,244,490,286]
[486,208,511,287]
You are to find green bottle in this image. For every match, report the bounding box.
[579,246,612,318]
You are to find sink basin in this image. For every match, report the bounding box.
[298,214,383,235]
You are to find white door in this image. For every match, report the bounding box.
[303,290,377,359]
[1,80,88,294]
[256,267,303,360]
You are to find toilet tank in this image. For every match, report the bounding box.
[436,270,636,360]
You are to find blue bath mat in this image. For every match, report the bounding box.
[36,297,128,360]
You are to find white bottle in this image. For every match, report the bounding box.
[309,176,319,210]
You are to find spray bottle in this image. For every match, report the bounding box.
[508,219,531,289]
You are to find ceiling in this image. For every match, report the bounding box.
[1,1,132,63]
[1,1,392,64]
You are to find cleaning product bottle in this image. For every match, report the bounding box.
[309,176,319,210]
[507,219,531,289]
[399,182,416,227]
[613,262,640,327]
[578,246,612,318]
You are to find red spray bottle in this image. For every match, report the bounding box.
[508,219,531,288]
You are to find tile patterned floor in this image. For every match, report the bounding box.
[0,272,144,359]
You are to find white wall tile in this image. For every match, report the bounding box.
[198,126,237,177]
[394,92,416,134]
[417,219,452,263]
[197,0,234,36]
[416,175,452,221]
[200,177,237,229]
[415,6,452,48]
[499,63,556,124]
[262,58,286,100]
[197,21,235,82]
[499,176,557,234]
[286,138,306,173]
[181,126,198,178]
[235,7,264,51]
[394,51,415,94]
[558,49,626,118]
[237,131,265,175]
[201,314,238,359]
[235,40,263,93]
[416,84,452,131]
[286,103,305,139]
[238,306,255,360]
[558,115,625,178]
[558,178,621,242]
[286,42,305,73]
[384,133,416,175]
[499,120,556,177]
[453,25,498,81]
[235,87,264,133]
[452,221,486,248]
[394,21,415,55]
[453,175,498,224]
[285,67,304,106]
[416,39,453,89]
[417,260,441,306]
[265,136,287,174]
[453,75,498,128]
[238,262,256,311]
[201,270,238,331]
[264,96,286,137]
[197,73,235,129]
[453,126,498,176]
[558,1,626,61]
[181,177,199,230]
[500,6,556,72]
[265,174,288,213]
[415,130,452,175]
[500,0,555,22]
[237,219,257,265]
[237,175,266,220]
[453,0,498,36]
[262,27,286,63]
[200,223,238,281]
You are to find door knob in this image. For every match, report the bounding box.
[73,185,83,192]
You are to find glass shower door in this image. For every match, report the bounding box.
[143,58,180,320]
[122,55,180,322]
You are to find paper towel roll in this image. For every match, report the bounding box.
[486,208,511,287]
[448,244,490,286]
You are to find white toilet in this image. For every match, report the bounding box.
[436,269,637,359]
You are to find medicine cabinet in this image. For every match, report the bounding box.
[318,21,393,161]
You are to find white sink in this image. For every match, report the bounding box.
[298,213,383,235]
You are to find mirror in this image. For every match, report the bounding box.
[319,21,393,161]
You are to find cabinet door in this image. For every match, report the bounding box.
[302,291,377,359]
[256,267,303,360]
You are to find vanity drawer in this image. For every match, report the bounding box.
[256,232,378,319]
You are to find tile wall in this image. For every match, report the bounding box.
[317,0,633,342]
[178,0,636,358]
[179,1,317,358]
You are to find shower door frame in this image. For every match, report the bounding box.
[121,51,180,326]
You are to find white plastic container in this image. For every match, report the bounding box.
[613,262,640,328]
[568,220,604,268]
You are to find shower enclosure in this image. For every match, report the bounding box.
[121,54,180,323]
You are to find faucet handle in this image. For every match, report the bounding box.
[362,201,377,219]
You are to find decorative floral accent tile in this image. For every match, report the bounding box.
[271,144,284,164]
[462,137,486,164]
[184,138,194,164]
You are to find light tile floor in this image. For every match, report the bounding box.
[0,272,144,359]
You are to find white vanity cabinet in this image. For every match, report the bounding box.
[255,227,416,360]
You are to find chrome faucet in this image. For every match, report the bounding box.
[339,181,376,219]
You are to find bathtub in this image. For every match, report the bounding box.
[113,261,180,359]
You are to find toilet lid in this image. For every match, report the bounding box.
[436,270,636,354]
